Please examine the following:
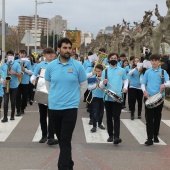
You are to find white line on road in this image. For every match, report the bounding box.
[121,119,166,145]
[0,116,22,142]
[162,120,170,127]
[82,118,109,143]
[32,125,42,142]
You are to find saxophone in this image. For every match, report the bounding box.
[5,61,12,93]
[18,61,24,83]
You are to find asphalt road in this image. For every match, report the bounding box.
[0,92,170,170]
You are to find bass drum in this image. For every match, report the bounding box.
[34,68,48,105]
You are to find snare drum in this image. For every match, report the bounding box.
[105,89,123,103]
[145,92,164,109]
[34,68,48,105]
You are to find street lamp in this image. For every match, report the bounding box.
[35,0,52,53]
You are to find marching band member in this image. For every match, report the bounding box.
[0,68,5,112]
[1,50,21,122]
[28,55,37,105]
[88,64,105,133]
[141,54,170,146]
[30,47,58,145]
[99,53,128,144]
[117,53,126,67]
[45,38,87,170]
[15,50,32,116]
[127,57,143,120]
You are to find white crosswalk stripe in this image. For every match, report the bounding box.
[0,116,23,142]
[121,119,166,145]
[82,118,109,143]
[32,125,42,142]
[162,120,170,127]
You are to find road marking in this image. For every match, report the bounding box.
[121,119,166,145]
[121,109,130,113]
[162,120,170,127]
[0,116,22,142]
[32,125,42,142]
[82,118,109,143]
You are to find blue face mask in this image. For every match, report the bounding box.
[109,60,117,66]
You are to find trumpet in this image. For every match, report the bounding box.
[86,76,102,104]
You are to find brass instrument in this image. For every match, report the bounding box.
[5,61,12,93]
[18,61,24,83]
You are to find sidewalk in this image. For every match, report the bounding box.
[164,99,170,110]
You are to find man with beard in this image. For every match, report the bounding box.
[45,38,87,170]
[99,53,128,144]
[30,47,58,145]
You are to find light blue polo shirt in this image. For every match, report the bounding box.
[83,59,91,70]
[103,58,109,66]
[33,61,49,76]
[45,57,87,110]
[117,61,122,67]
[15,59,32,84]
[101,66,126,102]
[124,65,130,74]
[31,63,37,72]
[85,66,93,74]
[1,61,21,88]
[142,67,169,96]
[88,75,104,98]
[127,69,141,89]
[0,69,5,96]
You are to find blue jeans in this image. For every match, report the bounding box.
[92,97,104,127]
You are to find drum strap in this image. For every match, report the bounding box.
[161,69,165,84]
[103,68,108,102]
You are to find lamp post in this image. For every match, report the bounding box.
[2,0,5,62]
[35,0,52,53]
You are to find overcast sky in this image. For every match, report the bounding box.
[0,0,168,36]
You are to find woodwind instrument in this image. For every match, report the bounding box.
[18,61,24,83]
[5,61,12,93]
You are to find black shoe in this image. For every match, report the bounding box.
[29,100,33,105]
[39,136,47,143]
[154,137,159,143]
[16,112,21,116]
[114,138,122,144]
[145,139,153,146]
[21,110,25,114]
[89,119,93,125]
[91,127,96,133]
[47,138,58,145]
[98,125,105,130]
[1,118,8,123]
[10,117,15,120]
[131,116,134,120]
[138,115,141,119]
[107,136,113,142]
[122,105,126,109]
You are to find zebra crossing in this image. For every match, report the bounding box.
[0,115,170,145]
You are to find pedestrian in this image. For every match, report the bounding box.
[99,52,128,144]
[30,47,58,145]
[45,38,87,170]
[141,54,170,145]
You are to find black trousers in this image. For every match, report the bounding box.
[92,97,104,127]
[16,84,29,112]
[105,101,122,138]
[28,82,35,101]
[128,88,143,112]
[38,103,54,139]
[49,108,77,170]
[0,96,3,109]
[145,98,163,140]
[3,87,18,118]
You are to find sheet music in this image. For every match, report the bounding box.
[88,54,98,62]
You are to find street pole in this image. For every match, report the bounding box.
[34,0,37,53]
[2,0,5,62]
[47,19,49,47]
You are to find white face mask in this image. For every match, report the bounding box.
[8,56,14,62]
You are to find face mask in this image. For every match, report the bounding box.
[109,60,117,66]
